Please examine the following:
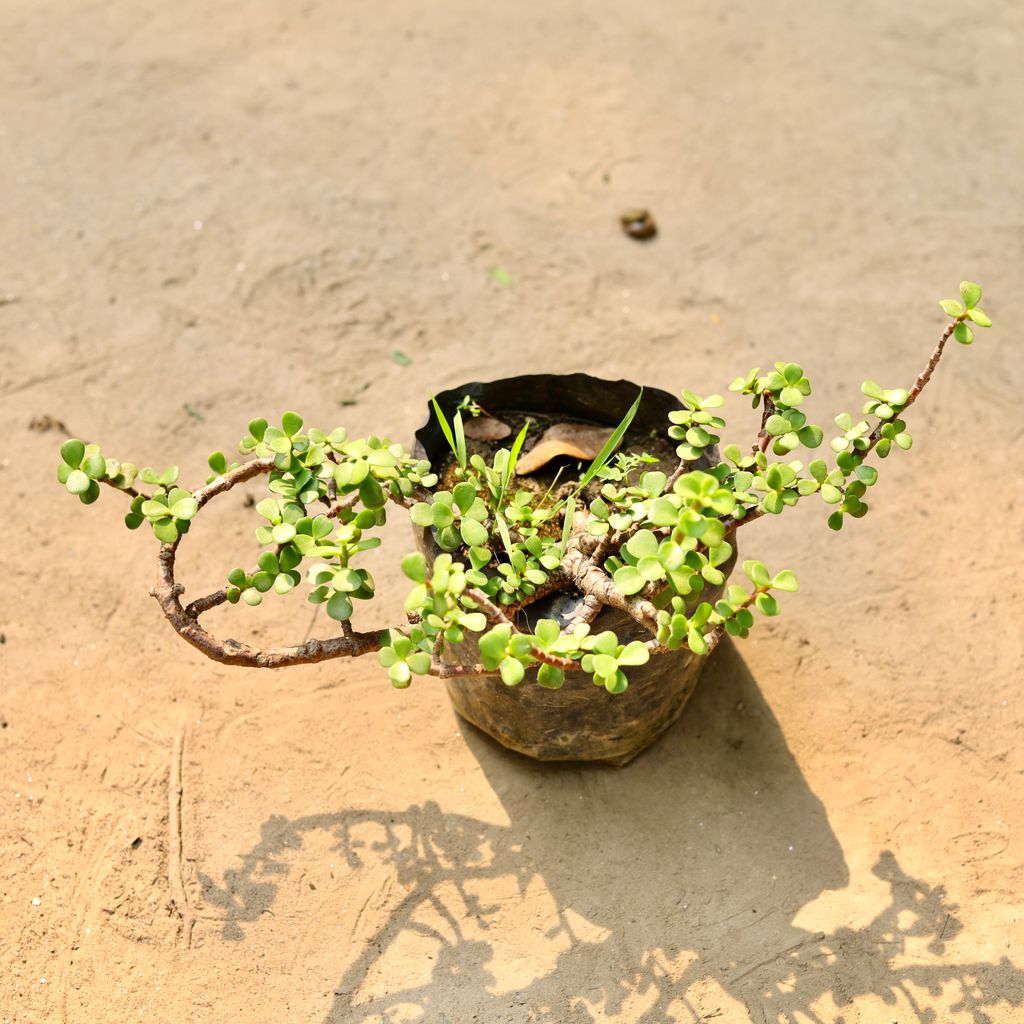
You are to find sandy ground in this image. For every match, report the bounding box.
[2,1,1024,1021]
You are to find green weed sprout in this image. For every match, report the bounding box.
[56,282,991,692]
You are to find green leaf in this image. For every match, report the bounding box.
[389,662,412,688]
[460,612,487,632]
[460,518,489,548]
[625,529,659,560]
[953,321,974,345]
[537,664,565,689]
[959,281,981,309]
[248,418,268,442]
[686,629,708,656]
[534,619,561,648]
[282,411,304,437]
[755,593,779,616]
[358,475,386,509]
[408,651,432,676]
[272,523,296,544]
[326,592,353,621]
[479,627,510,667]
[410,502,434,528]
[500,657,525,686]
[227,567,247,587]
[274,573,296,595]
[81,454,106,479]
[604,670,628,695]
[618,641,650,667]
[170,496,199,520]
[152,518,179,544]
[820,484,843,505]
[743,559,770,587]
[967,308,991,327]
[452,481,477,514]
[432,502,455,529]
[208,451,227,474]
[939,298,964,317]
[252,570,275,593]
[772,570,799,592]
[613,565,646,595]
[65,469,91,495]
[60,439,85,468]
[798,425,824,448]
[401,552,428,583]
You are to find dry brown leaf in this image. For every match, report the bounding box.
[462,415,512,441]
[516,423,615,475]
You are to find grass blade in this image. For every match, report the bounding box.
[497,421,530,506]
[560,495,575,555]
[494,510,516,560]
[576,389,643,491]
[431,396,459,465]
[453,410,467,469]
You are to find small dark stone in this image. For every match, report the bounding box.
[620,208,657,241]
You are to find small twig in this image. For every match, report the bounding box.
[168,719,195,949]
[99,478,147,501]
[430,660,499,679]
[664,459,689,493]
[859,318,958,460]
[724,505,767,536]
[754,392,776,454]
[464,588,576,670]
[324,490,360,520]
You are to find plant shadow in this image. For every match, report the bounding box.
[200,641,1023,1022]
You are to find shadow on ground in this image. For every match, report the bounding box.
[200,642,1023,1022]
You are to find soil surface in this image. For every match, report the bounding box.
[2,2,1023,1022]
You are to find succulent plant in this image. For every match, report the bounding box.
[56,282,991,693]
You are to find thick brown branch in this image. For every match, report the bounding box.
[564,593,603,630]
[561,547,659,635]
[151,547,385,667]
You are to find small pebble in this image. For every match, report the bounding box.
[31,897,41,906]
[620,208,657,241]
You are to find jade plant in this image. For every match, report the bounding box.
[57,283,992,693]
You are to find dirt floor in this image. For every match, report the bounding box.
[2,1,1023,1021]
